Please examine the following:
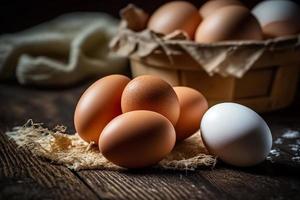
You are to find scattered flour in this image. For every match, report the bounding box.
[266,149,281,162]
[269,149,281,157]
[288,144,299,152]
[267,129,300,163]
[274,138,283,144]
[292,157,300,162]
[282,130,300,139]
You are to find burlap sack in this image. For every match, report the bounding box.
[5,120,216,171]
[0,13,128,86]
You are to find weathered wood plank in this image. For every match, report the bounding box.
[199,167,300,200]
[78,169,228,200]
[0,133,99,199]
[1,81,300,200]
[0,83,85,130]
[0,83,99,199]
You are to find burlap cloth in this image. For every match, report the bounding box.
[5,120,216,171]
[0,13,128,86]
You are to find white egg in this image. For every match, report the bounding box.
[200,103,272,167]
[252,0,300,37]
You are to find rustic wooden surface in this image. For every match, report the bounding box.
[0,81,300,200]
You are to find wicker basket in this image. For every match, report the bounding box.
[129,46,300,112]
[112,4,300,113]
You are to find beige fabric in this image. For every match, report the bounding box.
[0,13,128,86]
[110,5,300,78]
[5,120,216,171]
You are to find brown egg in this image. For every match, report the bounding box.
[74,75,130,144]
[174,87,208,142]
[199,0,242,18]
[121,75,180,125]
[195,5,263,43]
[99,110,176,168]
[147,1,201,39]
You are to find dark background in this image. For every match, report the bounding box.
[0,0,265,34]
[0,0,299,107]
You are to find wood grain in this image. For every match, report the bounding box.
[0,82,86,131]
[0,133,99,199]
[199,167,300,200]
[0,82,98,199]
[1,81,300,200]
[78,169,228,200]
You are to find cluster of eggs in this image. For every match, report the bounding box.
[74,74,272,168]
[75,75,208,168]
[147,0,300,41]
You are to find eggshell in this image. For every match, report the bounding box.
[252,0,300,38]
[74,75,130,144]
[121,75,180,125]
[173,87,208,141]
[99,110,176,168]
[199,0,242,18]
[195,5,263,43]
[147,1,201,39]
[200,103,272,167]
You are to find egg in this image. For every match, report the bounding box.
[99,110,176,168]
[147,1,201,39]
[200,103,272,167]
[173,87,208,142]
[199,0,242,18]
[121,75,180,125]
[195,5,263,43]
[74,75,130,144]
[252,0,300,38]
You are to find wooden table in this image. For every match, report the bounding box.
[1,81,300,200]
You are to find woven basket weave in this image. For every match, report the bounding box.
[111,4,300,112]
